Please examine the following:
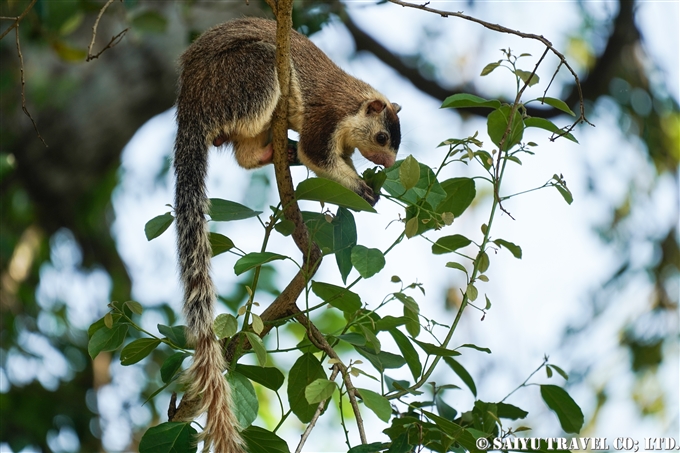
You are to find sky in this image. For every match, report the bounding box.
[113,1,680,451]
[5,1,678,452]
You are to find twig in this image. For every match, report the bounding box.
[0,0,36,41]
[295,366,340,453]
[15,24,47,147]
[86,0,127,61]
[387,0,594,136]
[494,46,550,218]
[1,0,46,146]
[299,315,367,444]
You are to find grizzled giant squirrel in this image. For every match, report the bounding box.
[173,17,401,452]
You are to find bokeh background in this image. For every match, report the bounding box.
[1,1,678,452]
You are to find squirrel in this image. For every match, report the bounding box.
[173,17,401,452]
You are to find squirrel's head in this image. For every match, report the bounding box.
[346,99,401,168]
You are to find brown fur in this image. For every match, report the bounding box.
[173,17,401,453]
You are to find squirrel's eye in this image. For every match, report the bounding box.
[376,133,388,146]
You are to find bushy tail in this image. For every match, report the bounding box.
[174,118,245,453]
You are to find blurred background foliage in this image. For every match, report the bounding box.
[0,0,677,451]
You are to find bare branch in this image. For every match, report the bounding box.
[495,47,550,218]
[0,0,37,41]
[386,0,592,131]
[299,316,367,444]
[86,0,127,62]
[15,24,47,147]
[295,366,340,453]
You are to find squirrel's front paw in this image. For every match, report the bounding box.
[357,181,379,206]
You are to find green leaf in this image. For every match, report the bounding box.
[421,411,479,452]
[296,178,376,212]
[160,352,189,384]
[227,371,259,429]
[145,213,174,241]
[89,313,120,338]
[51,40,87,62]
[404,217,419,239]
[515,69,540,87]
[362,167,388,194]
[375,316,408,332]
[130,11,167,34]
[302,212,334,253]
[493,239,522,259]
[537,97,576,116]
[383,160,447,209]
[435,394,458,420]
[357,388,392,422]
[139,422,197,453]
[413,339,461,357]
[387,433,411,453]
[311,281,362,313]
[252,314,264,335]
[348,442,390,453]
[355,347,406,372]
[274,219,295,236]
[393,293,419,314]
[403,304,420,338]
[550,364,569,380]
[441,93,501,110]
[157,325,189,349]
[209,232,234,257]
[487,106,525,150]
[241,426,290,453]
[384,376,412,393]
[466,283,478,301]
[497,402,528,420]
[58,11,84,36]
[336,333,367,346]
[88,324,129,359]
[480,61,502,76]
[445,262,467,274]
[288,353,327,423]
[213,313,238,340]
[524,117,578,143]
[235,364,285,391]
[477,251,490,273]
[234,252,287,276]
[554,184,574,205]
[458,344,491,354]
[125,300,143,315]
[432,234,472,255]
[333,207,357,283]
[351,245,386,279]
[436,178,476,217]
[389,329,422,381]
[393,293,420,337]
[305,378,337,404]
[540,385,584,433]
[399,155,421,190]
[120,338,161,366]
[209,198,262,221]
[360,325,382,353]
[245,332,267,366]
[443,357,477,397]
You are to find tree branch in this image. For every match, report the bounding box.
[86,0,128,62]
[295,366,340,453]
[298,313,367,444]
[384,0,591,133]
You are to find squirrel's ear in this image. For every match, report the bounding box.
[391,102,402,113]
[367,100,386,114]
